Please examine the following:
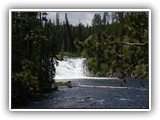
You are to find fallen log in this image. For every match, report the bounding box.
[74,84,127,89]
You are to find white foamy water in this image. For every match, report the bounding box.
[55,57,89,79]
[54,57,119,81]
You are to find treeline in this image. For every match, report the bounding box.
[11,11,149,107]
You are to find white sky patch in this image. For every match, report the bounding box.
[47,12,104,26]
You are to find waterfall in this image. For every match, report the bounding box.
[55,57,89,79]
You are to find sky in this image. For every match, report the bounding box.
[47,12,104,26]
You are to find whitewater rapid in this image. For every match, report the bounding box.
[54,57,119,81]
[55,57,89,79]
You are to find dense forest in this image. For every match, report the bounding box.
[11,11,149,108]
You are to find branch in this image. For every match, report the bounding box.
[120,42,147,46]
[108,41,147,46]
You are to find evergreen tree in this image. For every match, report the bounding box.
[84,12,149,79]
[65,13,75,52]
[12,12,56,108]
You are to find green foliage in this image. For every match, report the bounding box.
[12,59,39,107]
[133,64,148,79]
[83,12,149,80]
[86,57,97,76]
[13,59,39,92]
[12,12,56,107]
[54,82,70,86]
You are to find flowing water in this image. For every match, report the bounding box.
[22,57,149,109]
[55,57,89,79]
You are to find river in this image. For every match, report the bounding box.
[21,58,149,109]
